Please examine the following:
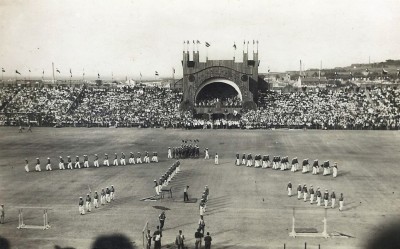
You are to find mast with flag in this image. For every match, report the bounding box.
[52,62,55,84]
[233,42,237,60]
[1,68,4,82]
[172,68,175,87]
[205,41,210,60]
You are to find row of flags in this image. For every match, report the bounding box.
[184,40,258,50]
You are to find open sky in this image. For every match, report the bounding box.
[0,0,399,79]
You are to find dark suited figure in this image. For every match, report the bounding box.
[204,232,212,249]
[175,230,185,249]
[159,211,166,230]
[184,186,189,202]
[194,228,203,249]
[153,226,162,249]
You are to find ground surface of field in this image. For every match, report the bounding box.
[0,127,400,249]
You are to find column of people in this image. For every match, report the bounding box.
[24,151,159,172]
[78,185,115,215]
[235,153,339,177]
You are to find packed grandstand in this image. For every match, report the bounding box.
[0,84,399,129]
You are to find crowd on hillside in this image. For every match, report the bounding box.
[0,85,399,129]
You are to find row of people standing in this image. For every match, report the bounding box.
[287,182,344,211]
[78,186,115,215]
[235,154,339,177]
[25,151,159,172]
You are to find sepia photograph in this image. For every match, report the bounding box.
[0,0,400,248]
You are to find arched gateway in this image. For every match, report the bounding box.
[178,44,267,116]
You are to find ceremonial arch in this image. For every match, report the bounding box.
[178,44,268,117]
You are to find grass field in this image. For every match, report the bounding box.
[0,127,400,249]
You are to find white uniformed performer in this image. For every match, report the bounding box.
[129,152,135,164]
[246,154,253,167]
[78,197,85,215]
[302,159,309,173]
[302,184,308,202]
[93,191,99,208]
[120,152,126,165]
[94,154,99,167]
[24,159,29,172]
[235,153,240,166]
[291,157,296,172]
[106,187,111,203]
[136,152,142,164]
[323,160,330,176]
[35,158,41,172]
[152,152,158,162]
[309,185,315,204]
[85,194,92,212]
[287,182,292,196]
[297,184,302,199]
[254,155,260,167]
[83,155,89,168]
[113,153,118,166]
[167,147,172,159]
[339,193,344,211]
[100,189,106,205]
[59,156,65,170]
[67,156,73,169]
[312,159,318,175]
[316,187,322,206]
[331,191,336,208]
[324,189,329,208]
[280,156,285,171]
[75,156,81,169]
[103,154,110,166]
[154,180,159,196]
[45,157,52,171]
[204,148,209,159]
[333,162,338,178]
[214,153,219,165]
[110,185,115,201]
[144,151,150,163]
[241,153,246,165]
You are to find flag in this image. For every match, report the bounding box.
[42,70,44,75]
[233,43,236,50]
[268,68,270,73]
[382,68,388,75]
[172,68,175,74]
[1,68,5,73]
[15,70,21,75]
[98,73,100,78]
[196,40,201,44]
[140,72,142,77]
[56,68,60,73]
[70,69,72,77]
[29,69,31,72]
[155,71,159,76]
[193,40,195,44]
[205,42,210,47]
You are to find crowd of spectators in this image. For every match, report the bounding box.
[195,95,242,107]
[62,86,183,127]
[0,84,399,129]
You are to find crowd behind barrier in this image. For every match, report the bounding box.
[0,85,399,129]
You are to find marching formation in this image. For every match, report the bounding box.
[78,185,115,215]
[287,182,345,211]
[24,151,159,172]
[167,139,201,159]
[235,153,339,177]
[154,161,181,198]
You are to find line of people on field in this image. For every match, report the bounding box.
[235,153,338,177]
[154,161,181,197]
[287,182,344,211]
[24,151,159,172]
[78,185,115,215]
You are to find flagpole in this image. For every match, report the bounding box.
[82,68,85,82]
[52,62,55,84]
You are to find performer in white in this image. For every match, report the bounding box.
[214,153,219,165]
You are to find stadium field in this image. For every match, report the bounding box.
[0,127,399,249]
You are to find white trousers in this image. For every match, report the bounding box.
[46,164,52,171]
[339,200,344,211]
[86,201,91,212]
[94,160,99,167]
[120,159,126,165]
[75,162,80,169]
[288,188,292,196]
[94,199,98,208]
[35,164,41,171]
[113,159,118,166]
[67,162,73,169]
[331,198,336,208]
[103,160,109,166]
[59,162,65,170]
[79,205,85,215]
[129,158,135,164]
[25,164,30,172]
